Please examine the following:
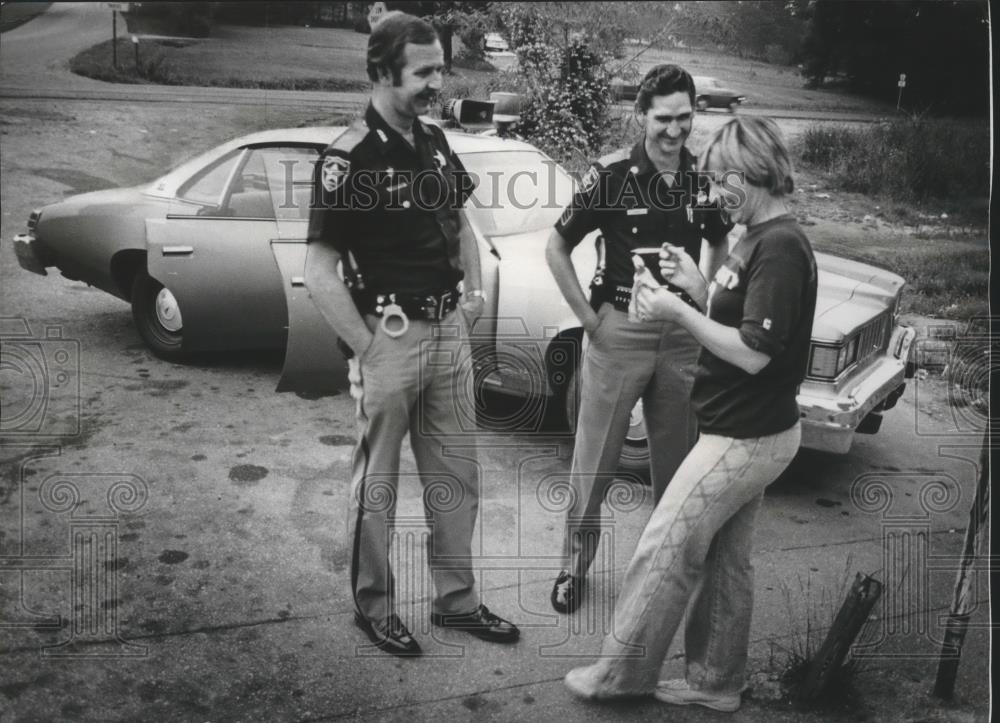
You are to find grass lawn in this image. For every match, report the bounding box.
[614,44,896,114]
[0,1,52,33]
[70,24,498,92]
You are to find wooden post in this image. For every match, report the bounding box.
[932,429,990,699]
[795,573,883,702]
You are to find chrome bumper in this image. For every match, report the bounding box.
[798,325,917,454]
[13,232,49,275]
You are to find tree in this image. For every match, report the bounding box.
[385,1,492,71]
[798,0,989,115]
[631,2,804,62]
[494,2,690,166]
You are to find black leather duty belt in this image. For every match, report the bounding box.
[591,283,700,313]
[356,289,460,321]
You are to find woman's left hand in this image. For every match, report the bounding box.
[635,283,686,322]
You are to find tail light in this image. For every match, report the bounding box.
[27,209,41,232]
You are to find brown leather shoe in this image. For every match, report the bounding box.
[354,612,422,657]
[431,604,520,643]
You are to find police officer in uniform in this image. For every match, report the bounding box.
[546,64,733,614]
[305,11,519,657]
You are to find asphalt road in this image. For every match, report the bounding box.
[0,5,989,722]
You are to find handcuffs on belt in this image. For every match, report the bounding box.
[374,294,409,338]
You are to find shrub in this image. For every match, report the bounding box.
[498,5,616,167]
[796,117,989,203]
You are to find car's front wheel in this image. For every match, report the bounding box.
[131,270,185,360]
[696,97,709,111]
[561,363,651,473]
[728,100,740,113]
[618,399,651,471]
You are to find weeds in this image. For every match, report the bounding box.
[759,557,878,712]
[796,117,989,203]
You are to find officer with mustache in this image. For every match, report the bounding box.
[305,10,519,657]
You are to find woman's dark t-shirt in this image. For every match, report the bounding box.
[691,215,818,438]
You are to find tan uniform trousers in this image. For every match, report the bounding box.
[561,302,701,578]
[349,308,480,622]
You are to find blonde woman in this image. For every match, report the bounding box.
[563,117,818,712]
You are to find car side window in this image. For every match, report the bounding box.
[223,150,276,219]
[255,146,321,221]
[178,149,242,207]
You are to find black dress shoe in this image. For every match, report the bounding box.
[354,612,422,657]
[431,604,520,643]
[551,571,583,614]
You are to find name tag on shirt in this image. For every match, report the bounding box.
[626,208,648,216]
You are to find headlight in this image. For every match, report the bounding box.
[808,337,858,380]
[808,345,841,379]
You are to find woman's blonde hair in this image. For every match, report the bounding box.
[699,116,794,196]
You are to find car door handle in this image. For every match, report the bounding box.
[161,246,194,256]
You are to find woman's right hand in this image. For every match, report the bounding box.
[659,244,706,295]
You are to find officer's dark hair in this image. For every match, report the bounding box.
[366,11,439,85]
[634,64,696,113]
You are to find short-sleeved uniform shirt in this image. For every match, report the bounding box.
[307,103,477,296]
[554,141,732,289]
[692,215,818,438]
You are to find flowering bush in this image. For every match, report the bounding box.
[497,5,618,169]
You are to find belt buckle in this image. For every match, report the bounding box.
[422,295,437,320]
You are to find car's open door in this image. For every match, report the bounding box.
[265,145,348,394]
[270,237,348,394]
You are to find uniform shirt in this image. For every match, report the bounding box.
[554,141,731,289]
[307,103,477,296]
[692,215,818,438]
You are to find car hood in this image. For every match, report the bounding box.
[487,227,598,334]
[812,252,904,342]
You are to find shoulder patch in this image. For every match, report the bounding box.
[327,118,369,154]
[321,154,350,192]
[580,165,601,192]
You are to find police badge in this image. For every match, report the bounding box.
[321,155,350,192]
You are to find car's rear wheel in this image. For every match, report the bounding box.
[696,97,709,111]
[131,270,185,360]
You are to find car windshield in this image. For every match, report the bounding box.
[459,150,575,236]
